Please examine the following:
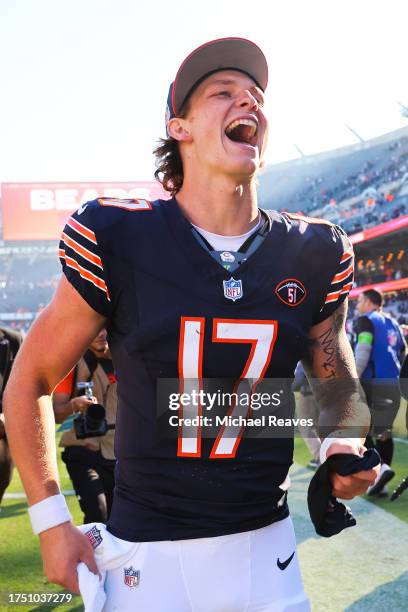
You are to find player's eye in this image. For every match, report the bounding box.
[216,91,231,97]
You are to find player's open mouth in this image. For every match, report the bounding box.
[225,118,258,147]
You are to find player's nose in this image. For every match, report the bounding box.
[236,89,259,111]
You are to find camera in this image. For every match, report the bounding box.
[73,382,109,439]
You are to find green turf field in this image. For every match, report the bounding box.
[0,446,83,612]
[1,417,407,612]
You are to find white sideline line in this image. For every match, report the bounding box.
[289,462,408,611]
[395,436,408,444]
[4,490,75,500]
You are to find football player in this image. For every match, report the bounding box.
[4,38,379,611]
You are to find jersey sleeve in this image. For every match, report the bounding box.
[313,226,354,324]
[59,202,113,317]
[355,316,374,348]
[355,316,374,337]
[54,368,75,395]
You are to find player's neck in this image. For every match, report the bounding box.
[175,174,259,235]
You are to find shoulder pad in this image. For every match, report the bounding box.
[284,212,333,227]
[70,197,158,235]
[97,197,153,211]
[282,212,352,257]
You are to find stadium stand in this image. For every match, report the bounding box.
[258,125,408,233]
[1,126,408,332]
[0,246,59,331]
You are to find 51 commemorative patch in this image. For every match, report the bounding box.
[275,278,306,307]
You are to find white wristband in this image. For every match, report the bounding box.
[319,433,361,464]
[28,494,72,535]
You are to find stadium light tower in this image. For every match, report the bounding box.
[293,144,306,158]
[397,101,408,118]
[345,124,365,144]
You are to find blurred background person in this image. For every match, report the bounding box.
[355,289,406,496]
[53,329,117,523]
[0,327,22,507]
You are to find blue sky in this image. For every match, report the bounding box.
[1,0,408,182]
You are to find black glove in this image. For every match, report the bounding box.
[307,448,381,537]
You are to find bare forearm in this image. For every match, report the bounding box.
[4,379,61,505]
[314,377,370,440]
[303,301,370,440]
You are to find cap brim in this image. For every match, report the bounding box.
[172,37,268,116]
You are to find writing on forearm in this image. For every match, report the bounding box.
[316,327,337,378]
[301,300,370,439]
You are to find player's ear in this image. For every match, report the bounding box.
[167,118,192,143]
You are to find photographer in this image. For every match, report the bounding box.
[53,329,116,523]
[0,327,22,506]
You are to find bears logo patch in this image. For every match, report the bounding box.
[275,278,306,307]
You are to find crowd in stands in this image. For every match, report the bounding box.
[383,291,408,327]
[3,128,408,332]
[310,144,408,214]
[323,194,407,235]
[259,129,408,237]
[0,254,60,332]
[354,250,408,286]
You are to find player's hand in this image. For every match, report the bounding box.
[327,440,380,500]
[39,522,98,593]
[71,395,97,414]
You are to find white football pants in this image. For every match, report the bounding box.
[78,516,310,612]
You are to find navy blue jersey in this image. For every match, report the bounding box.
[59,197,354,541]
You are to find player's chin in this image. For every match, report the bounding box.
[225,154,261,178]
[223,135,260,158]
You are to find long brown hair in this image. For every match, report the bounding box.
[153,137,184,197]
[153,103,190,197]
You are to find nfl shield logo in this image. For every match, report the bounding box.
[124,566,140,588]
[223,277,243,302]
[84,525,103,549]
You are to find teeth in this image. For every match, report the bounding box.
[226,118,257,136]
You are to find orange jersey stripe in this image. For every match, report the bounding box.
[340,282,353,294]
[331,264,354,284]
[59,250,110,300]
[66,217,97,245]
[325,282,353,303]
[61,232,103,269]
[54,368,75,395]
[340,251,353,264]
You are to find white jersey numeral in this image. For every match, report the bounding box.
[177,318,278,458]
[177,317,205,457]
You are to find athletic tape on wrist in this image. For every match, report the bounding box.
[28,494,72,535]
[319,431,361,464]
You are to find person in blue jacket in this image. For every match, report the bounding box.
[355,288,406,496]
